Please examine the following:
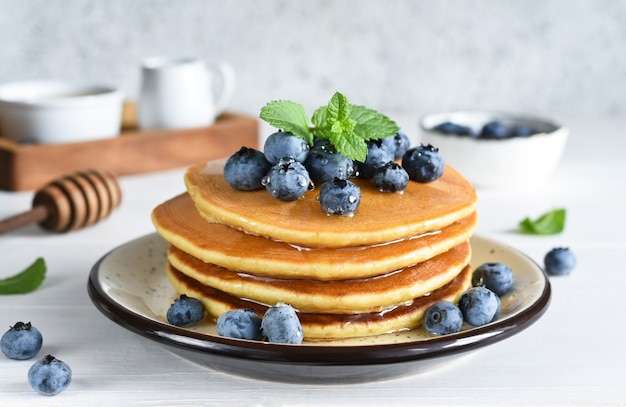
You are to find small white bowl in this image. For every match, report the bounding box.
[420,110,568,188]
[0,80,123,144]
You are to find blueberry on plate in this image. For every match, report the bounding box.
[433,121,475,136]
[357,141,394,179]
[401,144,445,183]
[381,130,411,160]
[318,178,361,215]
[458,287,501,327]
[544,247,576,276]
[262,158,313,201]
[480,121,509,139]
[1,321,43,360]
[373,162,409,193]
[261,303,304,344]
[472,262,514,296]
[216,308,263,340]
[224,147,272,191]
[304,148,355,184]
[263,131,310,164]
[166,294,205,327]
[424,301,463,335]
[28,355,72,396]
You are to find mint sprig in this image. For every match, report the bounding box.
[259,92,398,162]
[0,258,46,295]
[519,208,566,235]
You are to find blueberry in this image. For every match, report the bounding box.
[472,262,514,296]
[480,121,509,139]
[224,147,272,191]
[357,141,394,179]
[373,162,409,192]
[304,149,355,184]
[28,355,72,396]
[381,130,411,160]
[1,321,43,360]
[544,247,576,276]
[318,178,361,215]
[263,131,310,164]
[216,308,263,340]
[261,303,303,344]
[458,287,501,327]
[424,301,463,335]
[262,158,313,201]
[401,144,445,183]
[512,125,535,137]
[433,121,475,136]
[166,294,205,327]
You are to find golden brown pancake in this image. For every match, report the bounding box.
[167,241,470,314]
[152,193,477,280]
[166,263,473,340]
[184,161,477,248]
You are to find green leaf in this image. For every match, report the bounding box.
[326,92,350,123]
[329,118,368,162]
[349,105,399,141]
[519,208,566,235]
[260,100,313,145]
[0,258,46,295]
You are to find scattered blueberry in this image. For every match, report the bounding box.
[1,321,43,360]
[472,262,514,296]
[401,144,445,183]
[224,147,272,191]
[458,287,501,327]
[373,162,409,192]
[433,121,475,136]
[424,301,463,335]
[166,294,205,327]
[480,121,509,139]
[304,148,355,184]
[544,247,576,276]
[261,303,304,344]
[27,355,72,396]
[382,130,411,160]
[216,308,263,340]
[357,141,394,179]
[318,178,361,215]
[262,158,313,201]
[263,131,310,164]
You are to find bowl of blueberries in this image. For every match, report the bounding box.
[420,111,568,188]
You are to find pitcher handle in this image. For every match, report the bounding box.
[211,62,236,116]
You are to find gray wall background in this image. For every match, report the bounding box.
[1,0,624,122]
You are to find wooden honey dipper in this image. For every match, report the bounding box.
[0,169,122,234]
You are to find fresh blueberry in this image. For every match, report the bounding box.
[433,121,475,136]
[166,294,205,327]
[1,321,43,360]
[318,178,361,215]
[480,121,509,139]
[262,158,313,201]
[357,141,394,179]
[382,130,411,160]
[401,144,445,183]
[458,287,501,327]
[261,303,303,344]
[472,262,514,296]
[304,148,355,184]
[28,355,72,396]
[373,162,409,192]
[224,147,272,191]
[263,131,310,164]
[544,247,576,276]
[424,301,463,335]
[512,125,535,137]
[216,308,263,340]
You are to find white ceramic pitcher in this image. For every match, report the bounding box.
[137,57,235,130]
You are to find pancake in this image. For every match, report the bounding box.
[166,263,473,340]
[184,161,477,248]
[167,241,470,314]
[152,193,477,280]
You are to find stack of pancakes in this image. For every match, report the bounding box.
[152,160,478,341]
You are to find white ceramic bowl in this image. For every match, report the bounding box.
[420,111,568,188]
[0,80,123,144]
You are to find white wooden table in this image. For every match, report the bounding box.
[1,117,624,406]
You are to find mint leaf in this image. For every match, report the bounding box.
[519,208,566,235]
[260,100,313,145]
[329,118,368,162]
[0,258,46,295]
[326,92,350,123]
[349,105,399,141]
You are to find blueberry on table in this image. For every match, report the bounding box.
[424,301,463,335]
[480,121,509,139]
[433,121,475,136]
[472,262,514,296]
[373,162,409,193]
[382,130,411,160]
[28,355,72,396]
[262,158,313,201]
[166,294,205,327]
[1,321,43,360]
[216,308,263,340]
[458,287,501,327]
[401,144,445,183]
[357,141,394,179]
[304,148,355,184]
[263,131,310,164]
[544,247,576,276]
[318,178,361,215]
[261,303,304,344]
[224,147,272,191]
